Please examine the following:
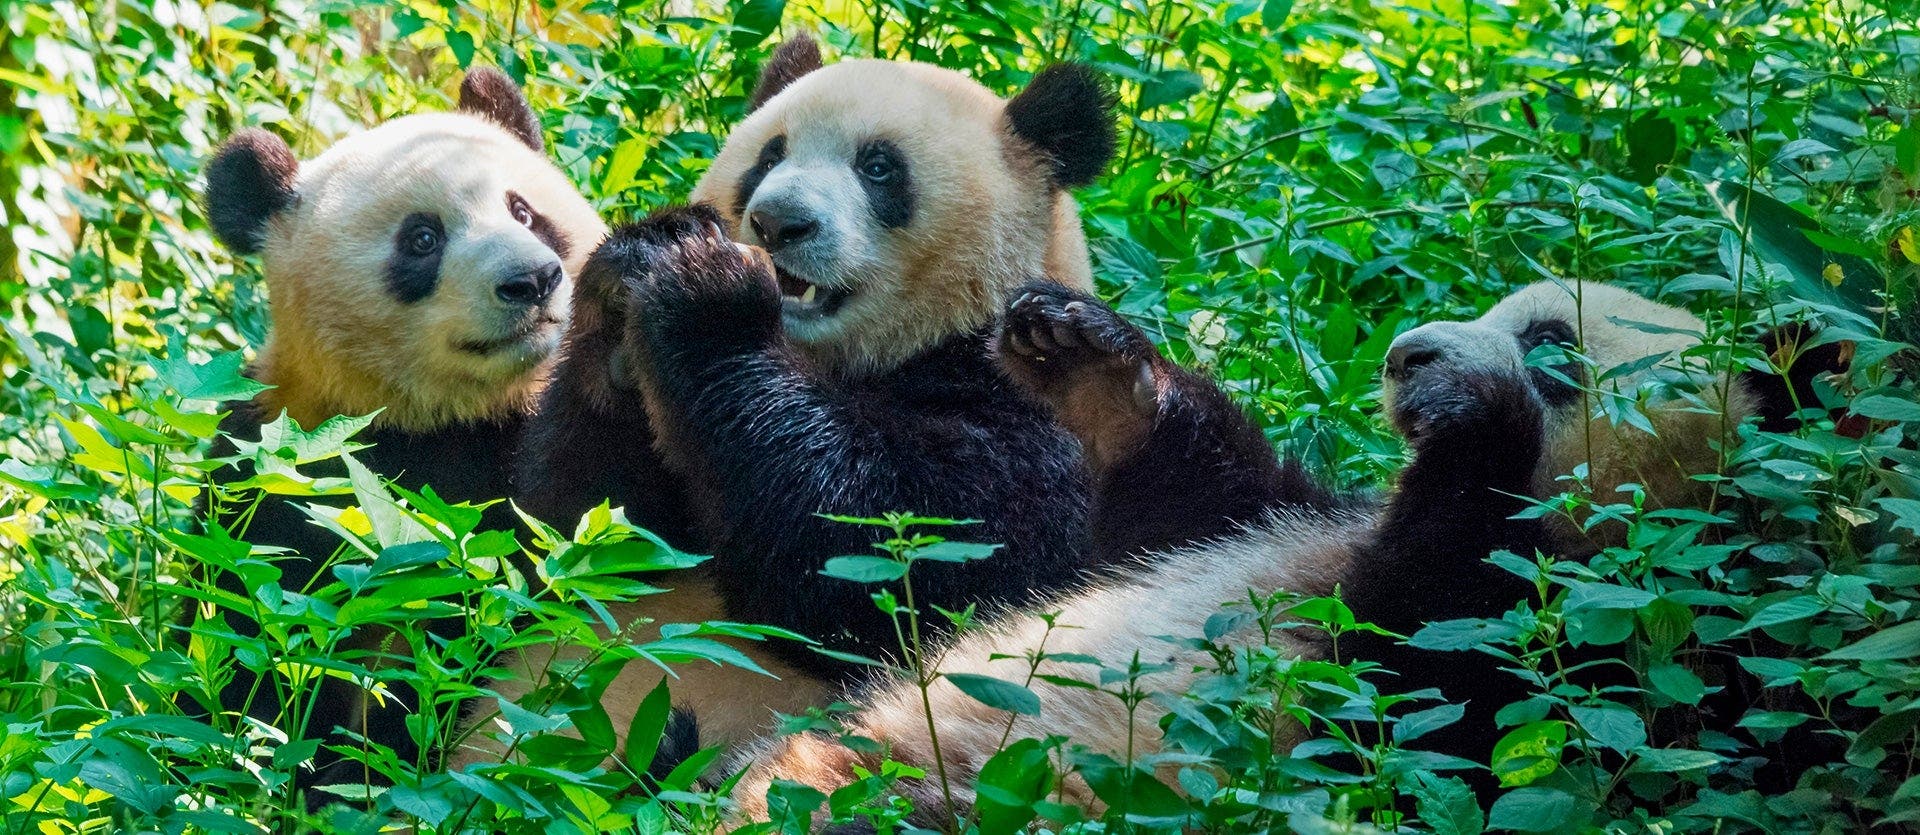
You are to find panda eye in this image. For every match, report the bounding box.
[405,225,441,257]
[510,197,535,228]
[1518,319,1576,351]
[859,151,898,183]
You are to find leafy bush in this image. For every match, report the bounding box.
[3,0,1916,832]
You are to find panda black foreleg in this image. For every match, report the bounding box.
[996,283,1330,559]
[1339,360,1558,783]
[515,223,696,547]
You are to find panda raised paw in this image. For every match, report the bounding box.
[623,206,782,349]
[998,282,1159,413]
[1385,354,1544,452]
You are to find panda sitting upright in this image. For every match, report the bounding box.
[728,280,1834,821]
[194,68,606,798]
[486,36,1118,766]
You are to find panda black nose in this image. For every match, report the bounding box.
[497,263,562,306]
[1386,343,1443,379]
[748,209,818,251]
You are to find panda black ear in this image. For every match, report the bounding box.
[204,129,299,255]
[459,66,544,153]
[1743,323,1854,433]
[749,34,824,112]
[1005,64,1118,189]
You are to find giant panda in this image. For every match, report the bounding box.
[726,279,1835,822]
[193,68,606,799]
[468,36,1119,772]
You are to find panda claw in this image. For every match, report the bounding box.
[1132,360,1157,411]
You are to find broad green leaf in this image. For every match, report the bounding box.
[1823,620,1920,661]
[946,673,1042,715]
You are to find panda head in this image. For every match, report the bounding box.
[689,35,1118,374]
[203,68,607,431]
[1380,281,1765,544]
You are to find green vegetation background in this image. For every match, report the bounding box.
[1,0,1917,832]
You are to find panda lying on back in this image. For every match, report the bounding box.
[474,36,1119,767]
[195,69,605,798]
[729,280,1829,822]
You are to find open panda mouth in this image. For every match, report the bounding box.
[776,266,853,319]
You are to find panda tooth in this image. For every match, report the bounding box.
[800,284,818,304]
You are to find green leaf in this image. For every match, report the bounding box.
[1823,620,1920,661]
[1492,721,1566,787]
[1565,581,1656,611]
[1139,70,1205,110]
[945,673,1041,716]
[1486,787,1576,832]
[1260,0,1296,29]
[447,30,476,68]
[623,678,674,775]
[731,0,786,48]
[1880,498,1920,536]
[1408,772,1485,835]
[1851,394,1920,422]
[1395,702,1465,743]
[1737,596,1827,633]
[1410,618,1522,651]
[1569,703,1646,754]
[154,337,270,402]
[914,541,1000,563]
[1631,747,1724,773]
[603,136,649,194]
[1648,662,1707,705]
[974,738,1054,835]
[819,556,908,583]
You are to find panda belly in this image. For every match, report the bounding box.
[732,508,1371,820]
[447,569,834,771]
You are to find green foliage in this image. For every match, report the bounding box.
[3,0,1918,832]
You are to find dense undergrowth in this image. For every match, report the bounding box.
[3,0,1918,832]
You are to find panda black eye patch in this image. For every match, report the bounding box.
[854,139,914,229]
[1517,318,1584,406]
[733,135,787,219]
[385,212,446,304]
[507,190,571,260]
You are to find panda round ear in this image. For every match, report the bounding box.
[459,66,544,153]
[204,129,299,255]
[748,34,824,113]
[1005,64,1118,189]
[1744,322,1855,433]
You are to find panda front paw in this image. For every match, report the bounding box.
[624,206,783,355]
[1387,361,1544,453]
[997,282,1159,413]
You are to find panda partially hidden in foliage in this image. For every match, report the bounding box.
[464,36,1119,768]
[729,280,1834,821]
[194,69,605,794]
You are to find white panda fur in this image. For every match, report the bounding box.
[724,280,1767,821]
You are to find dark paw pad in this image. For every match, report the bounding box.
[998,283,1158,408]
